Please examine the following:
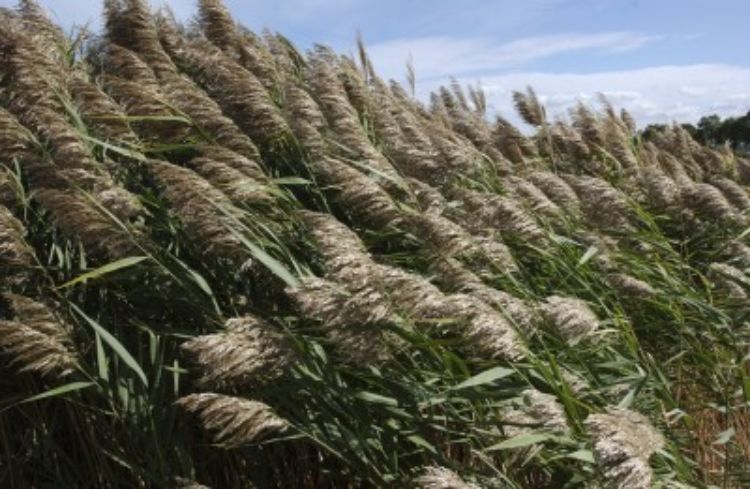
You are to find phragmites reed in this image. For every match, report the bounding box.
[512,86,546,127]
[585,408,665,489]
[283,82,328,158]
[439,293,525,360]
[307,50,405,189]
[34,188,138,258]
[181,315,293,389]
[639,164,681,212]
[707,262,748,299]
[0,321,76,377]
[176,393,288,448]
[437,85,511,171]
[606,273,656,298]
[157,28,290,148]
[709,177,750,212]
[302,211,524,359]
[1,293,71,340]
[539,295,601,340]
[97,43,192,143]
[505,176,563,220]
[17,0,68,62]
[0,294,75,377]
[448,187,546,243]
[430,258,535,332]
[196,0,237,52]
[681,182,741,224]
[67,72,139,146]
[286,276,397,363]
[410,211,518,274]
[550,120,592,166]
[571,103,605,150]
[564,175,633,231]
[503,389,569,437]
[408,179,449,213]
[312,157,404,228]
[367,79,441,182]
[414,466,480,489]
[0,24,142,221]
[526,170,582,217]
[158,69,263,161]
[147,159,244,260]
[186,148,274,207]
[197,0,282,93]
[299,210,370,265]
[0,205,35,277]
[493,116,538,165]
[104,0,175,76]
[727,240,750,267]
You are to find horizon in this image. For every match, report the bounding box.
[3,0,749,129]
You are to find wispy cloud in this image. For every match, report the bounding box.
[443,64,750,127]
[367,32,663,81]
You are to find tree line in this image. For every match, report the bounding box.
[643,111,750,151]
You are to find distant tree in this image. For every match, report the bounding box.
[642,112,750,152]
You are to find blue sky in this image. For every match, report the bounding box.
[4,0,750,127]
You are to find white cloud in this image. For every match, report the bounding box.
[367,32,662,82]
[438,64,750,128]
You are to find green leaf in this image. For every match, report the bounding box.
[221,220,299,287]
[485,433,552,451]
[406,434,438,454]
[273,177,311,186]
[19,381,96,405]
[565,449,595,463]
[577,246,599,267]
[71,304,149,387]
[713,427,735,445]
[58,256,149,288]
[354,391,398,407]
[450,366,514,390]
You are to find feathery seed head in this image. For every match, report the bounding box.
[176,393,287,448]
[414,466,480,489]
[540,295,600,340]
[585,408,665,489]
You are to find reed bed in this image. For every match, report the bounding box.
[0,1,749,487]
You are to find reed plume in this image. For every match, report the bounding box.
[505,176,563,220]
[414,466,480,489]
[709,177,750,212]
[526,171,582,217]
[708,262,748,299]
[430,258,535,332]
[493,116,538,165]
[539,295,601,340]
[0,205,35,277]
[158,30,290,148]
[564,175,633,231]
[512,87,545,127]
[0,294,75,377]
[286,276,397,362]
[0,321,77,377]
[585,408,665,489]
[681,182,741,224]
[148,159,244,259]
[503,389,569,437]
[449,187,546,243]
[187,148,274,207]
[182,315,293,390]
[176,393,288,448]
[34,188,138,258]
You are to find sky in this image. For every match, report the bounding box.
[3,0,750,128]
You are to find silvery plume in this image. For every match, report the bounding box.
[585,408,665,489]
